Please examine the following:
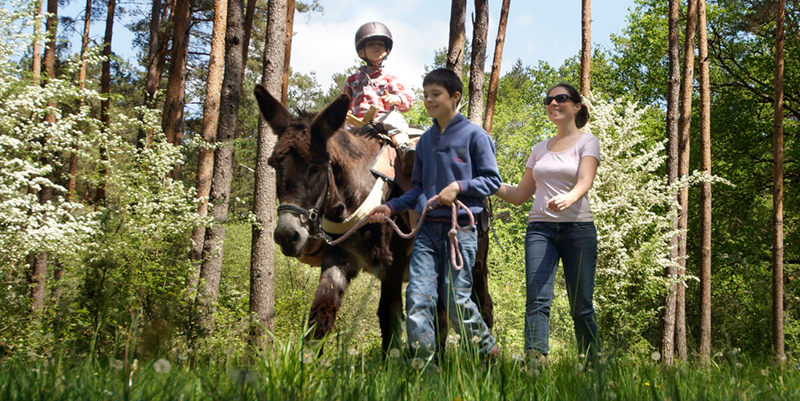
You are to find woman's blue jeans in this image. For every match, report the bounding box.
[405,219,496,361]
[525,221,600,356]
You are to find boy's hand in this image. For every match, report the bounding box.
[382,93,402,107]
[437,182,460,207]
[368,205,391,223]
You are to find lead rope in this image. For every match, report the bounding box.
[328,195,475,270]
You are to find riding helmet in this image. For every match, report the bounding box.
[354,22,394,54]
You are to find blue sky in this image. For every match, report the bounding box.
[62,0,638,91]
[291,0,638,89]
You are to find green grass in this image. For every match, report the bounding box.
[2,340,798,401]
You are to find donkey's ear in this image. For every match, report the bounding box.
[254,84,292,135]
[310,93,350,141]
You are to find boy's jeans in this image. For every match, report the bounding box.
[406,219,496,361]
[524,221,600,356]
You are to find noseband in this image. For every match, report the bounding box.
[275,161,334,243]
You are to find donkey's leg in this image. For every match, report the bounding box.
[435,299,449,360]
[308,253,355,342]
[471,233,494,329]
[378,263,404,354]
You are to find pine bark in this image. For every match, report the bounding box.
[240,0,257,72]
[772,0,786,364]
[196,0,247,335]
[280,0,295,104]
[32,0,42,84]
[95,0,116,204]
[141,0,173,150]
[661,0,681,366]
[162,0,194,180]
[483,0,510,135]
[675,0,698,362]
[30,0,58,315]
[70,0,92,200]
[467,0,488,125]
[446,0,467,77]
[580,0,591,97]
[250,0,286,348]
[697,0,712,360]
[188,0,228,298]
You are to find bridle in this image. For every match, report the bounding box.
[275,161,334,244]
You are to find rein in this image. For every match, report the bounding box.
[328,195,475,270]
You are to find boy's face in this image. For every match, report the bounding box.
[358,40,388,65]
[423,83,460,121]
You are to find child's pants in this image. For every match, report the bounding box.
[405,219,496,360]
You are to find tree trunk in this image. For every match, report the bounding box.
[483,0,510,135]
[71,0,92,201]
[162,0,194,179]
[32,0,42,84]
[580,0,591,97]
[446,0,467,77]
[675,0,698,362]
[661,0,681,366]
[140,0,172,149]
[240,0,257,72]
[772,0,786,364]
[78,0,91,89]
[467,0,488,125]
[196,0,247,336]
[95,0,116,204]
[280,0,295,104]
[250,0,286,349]
[697,0,712,361]
[31,0,59,315]
[188,0,228,298]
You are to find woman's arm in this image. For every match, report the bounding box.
[494,167,536,206]
[547,156,599,212]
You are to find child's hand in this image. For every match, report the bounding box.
[382,93,402,107]
[437,182,460,207]
[368,205,391,223]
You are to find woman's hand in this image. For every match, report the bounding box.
[547,193,577,212]
[437,182,460,207]
[368,205,391,223]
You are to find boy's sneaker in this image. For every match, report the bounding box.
[400,143,416,175]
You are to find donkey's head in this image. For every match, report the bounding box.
[254,84,350,256]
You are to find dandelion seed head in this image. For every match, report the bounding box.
[410,358,425,370]
[302,352,314,364]
[471,336,480,344]
[389,349,400,359]
[412,341,420,350]
[651,351,661,361]
[153,358,171,374]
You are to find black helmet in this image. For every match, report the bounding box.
[355,22,393,55]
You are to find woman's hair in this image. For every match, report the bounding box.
[548,83,590,128]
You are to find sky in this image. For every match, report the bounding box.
[290,0,638,90]
[63,0,639,91]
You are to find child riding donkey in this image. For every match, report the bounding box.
[346,22,416,174]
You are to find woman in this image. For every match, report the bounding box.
[495,83,601,361]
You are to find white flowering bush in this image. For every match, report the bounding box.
[0,3,98,269]
[585,97,678,351]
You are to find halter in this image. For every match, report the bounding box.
[275,161,334,243]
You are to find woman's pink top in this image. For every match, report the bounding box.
[525,132,601,223]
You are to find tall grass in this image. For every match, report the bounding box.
[1,335,797,401]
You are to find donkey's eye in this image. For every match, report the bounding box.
[306,165,323,181]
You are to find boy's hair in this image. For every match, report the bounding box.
[423,68,462,97]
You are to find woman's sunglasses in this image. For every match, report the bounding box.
[542,94,575,105]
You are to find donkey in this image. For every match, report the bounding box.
[254,84,493,354]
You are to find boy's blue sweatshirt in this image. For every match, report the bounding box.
[386,113,502,220]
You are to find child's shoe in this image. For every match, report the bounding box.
[399,143,416,175]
